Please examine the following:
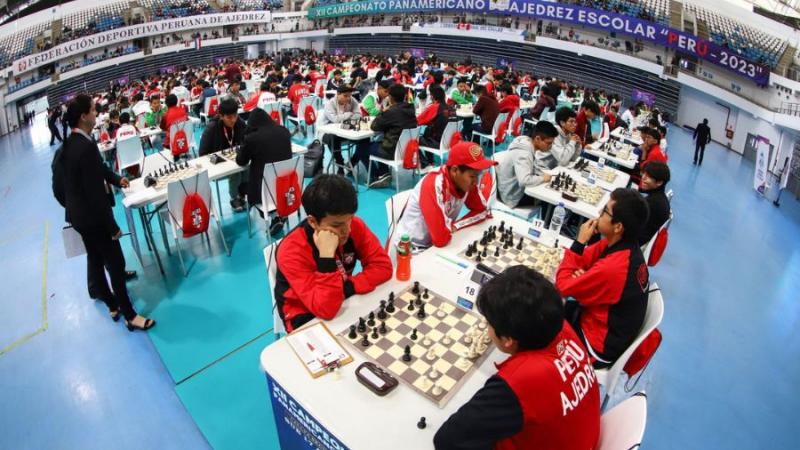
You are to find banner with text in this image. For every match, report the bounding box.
[308,0,770,85]
[10,11,272,76]
[754,137,771,195]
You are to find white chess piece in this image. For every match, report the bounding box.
[426,348,437,361]
[442,336,452,346]
[422,337,433,346]
[463,334,473,344]
[431,383,443,396]
[436,310,447,318]
[429,368,440,379]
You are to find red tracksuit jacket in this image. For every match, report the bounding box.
[274,217,392,332]
[555,239,649,362]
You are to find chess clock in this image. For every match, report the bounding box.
[355,362,398,396]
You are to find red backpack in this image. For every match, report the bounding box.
[624,328,662,378]
[100,131,110,142]
[175,175,210,238]
[266,158,302,217]
[495,120,508,144]
[648,228,669,267]
[208,97,219,116]
[171,128,190,158]
[479,170,493,200]
[403,138,420,169]
[449,131,462,150]
[511,116,522,137]
[304,105,316,126]
[269,109,282,125]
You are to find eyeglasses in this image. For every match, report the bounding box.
[602,206,614,219]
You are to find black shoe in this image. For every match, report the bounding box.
[336,168,345,176]
[692,160,697,165]
[230,196,246,212]
[125,270,138,281]
[269,218,286,237]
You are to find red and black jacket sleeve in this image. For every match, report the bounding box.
[346,217,393,296]
[555,240,627,307]
[434,375,523,450]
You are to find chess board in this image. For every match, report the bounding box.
[457,229,565,280]
[338,284,493,408]
[546,173,604,206]
[218,147,238,163]
[604,142,633,160]
[152,166,200,190]
[574,159,618,183]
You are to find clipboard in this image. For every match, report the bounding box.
[285,322,353,378]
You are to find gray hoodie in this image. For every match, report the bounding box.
[551,125,582,166]
[321,96,361,125]
[496,136,557,207]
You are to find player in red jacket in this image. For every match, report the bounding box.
[395,142,497,249]
[640,127,667,168]
[556,188,650,367]
[498,84,520,114]
[287,77,310,116]
[274,175,392,332]
[435,266,600,450]
[159,94,188,151]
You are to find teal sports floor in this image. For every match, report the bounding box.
[0,115,798,449]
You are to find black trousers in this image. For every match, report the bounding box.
[80,231,136,321]
[694,141,707,164]
[49,124,62,144]
[323,134,347,166]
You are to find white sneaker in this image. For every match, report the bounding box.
[369,174,392,188]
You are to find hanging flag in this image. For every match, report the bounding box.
[195,37,202,49]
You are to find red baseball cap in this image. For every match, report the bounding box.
[447,142,497,170]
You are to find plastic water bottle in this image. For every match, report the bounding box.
[550,203,567,236]
[395,234,412,281]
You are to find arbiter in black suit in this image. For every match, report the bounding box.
[693,118,712,165]
[60,94,155,331]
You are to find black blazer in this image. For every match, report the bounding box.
[236,108,293,205]
[60,132,122,236]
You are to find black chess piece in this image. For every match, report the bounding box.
[412,281,420,294]
[361,334,370,347]
[367,311,376,327]
[554,239,559,248]
[377,304,387,320]
[408,300,415,311]
[417,304,426,319]
[465,245,473,257]
[357,317,367,333]
[415,293,422,307]
[410,328,418,340]
[475,253,482,262]
[348,325,357,339]
[402,345,412,362]
[371,327,379,339]
[379,321,387,334]
[499,220,505,232]
[417,417,427,429]
[423,288,429,299]
[516,237,523,251]
[386,297,396,313]
[494,247,500,257]
[481,248,487,258]
[503,241,510,250]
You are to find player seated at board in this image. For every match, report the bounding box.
[638,161,671,246]
[434,266,600,450]
[394,142,497,249]
[273,175,393,332]
[551,107,583,167]
[555,188,650,368]
[495,121,559,208]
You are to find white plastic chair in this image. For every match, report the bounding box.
[248,155,305,242]
[489,151,542,221]
[541,108,557,124]
[595,283,664,410]
[168,120,197,158]
[263,241,286,338]
[286,95,317,137]
[597,122,611,143]
[260,101,283,126]
[384,189,414,260]
[135,113,147,130]
[597,392,648,450]
[507,108,521,138]
[199,96,214,122]
[472,112,508,155]
[642,211,672,266]
[165,169,230,276]
[116,136,145,175]
[367,127,421,193]
[419,120,458,165]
